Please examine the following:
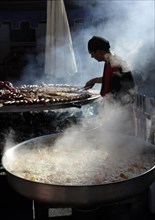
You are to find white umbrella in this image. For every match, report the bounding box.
[44,0,77,79]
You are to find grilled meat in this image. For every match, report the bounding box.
[0,83,92,106]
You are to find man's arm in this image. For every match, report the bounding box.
[84,77,103,89]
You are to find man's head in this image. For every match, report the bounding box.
[88,36,110,52]
[88,36,110,62]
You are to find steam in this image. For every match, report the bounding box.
[3,99,154,185]
[51,97,145,162]
[2,129,17,154]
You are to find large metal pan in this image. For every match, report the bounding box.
[2,132,155,208]
[0,83,101,112]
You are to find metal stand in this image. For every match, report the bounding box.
[135,93,154,143]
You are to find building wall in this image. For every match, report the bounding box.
[0,1,89,81]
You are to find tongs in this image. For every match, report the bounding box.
[75,86,92,92]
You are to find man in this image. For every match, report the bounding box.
[84,36,135,104]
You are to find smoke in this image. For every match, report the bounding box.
[71,0,155,89]
[15,1,154,93]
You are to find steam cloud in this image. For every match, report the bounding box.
[51,97,148,163]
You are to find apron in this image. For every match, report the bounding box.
[100,62,137,135]
[100,63,121,97]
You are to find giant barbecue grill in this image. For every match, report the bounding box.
[0,83,101,112]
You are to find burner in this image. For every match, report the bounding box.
[0,180,154,220]
[33,191,155,220]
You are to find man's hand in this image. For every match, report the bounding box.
[84,77,103,89]
[84,79,96,89]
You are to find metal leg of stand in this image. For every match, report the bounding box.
[135,94,148,140]
[32,200,35,219]
[33,200,49,220]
